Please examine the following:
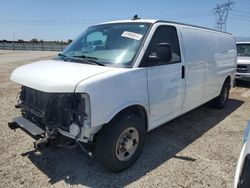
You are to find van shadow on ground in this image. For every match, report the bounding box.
[21,98,243,187]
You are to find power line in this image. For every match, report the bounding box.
[231,13,250,19]
[213,0,235,31]
[233,9,250,15]
[149,11,212,19]
[0,12,213,26]
[229,15,250,21]
[0,19,116,25]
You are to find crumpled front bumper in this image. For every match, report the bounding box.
[8,116,102,143]
[8,116,45,140]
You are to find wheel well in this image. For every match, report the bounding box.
[109,105,148,131]
[93,105,148,144]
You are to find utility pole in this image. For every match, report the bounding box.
[213,0,235,31]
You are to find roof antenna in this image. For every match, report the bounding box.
[132,15,140,20]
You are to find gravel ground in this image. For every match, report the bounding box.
[0,50,250,188]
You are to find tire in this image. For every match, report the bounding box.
[212,80,230,109]
[95,113,145,172]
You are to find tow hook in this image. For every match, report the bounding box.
[34,137,51,150]
[34,131,57,150]
[8,122,19,130]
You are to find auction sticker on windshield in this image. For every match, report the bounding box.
[121,31,143,41]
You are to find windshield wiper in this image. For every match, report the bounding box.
[58,53,67,57]
[73,55,98,60]
[72,55,104,66]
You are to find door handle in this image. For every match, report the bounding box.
[182,66,185,79]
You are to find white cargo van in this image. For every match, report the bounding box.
[236,42,250,81]
[9,18,237,172]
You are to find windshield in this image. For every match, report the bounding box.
[61,23,150,67]
[236,43,250,57]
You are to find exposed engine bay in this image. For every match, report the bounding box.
[16,86,86,133]
[8,86,98,152]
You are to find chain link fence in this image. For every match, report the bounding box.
[0,42,69,51]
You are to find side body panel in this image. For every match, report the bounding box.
[180,27,237,113]
[214,33,237,88]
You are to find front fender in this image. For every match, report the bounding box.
[75,68,149,128]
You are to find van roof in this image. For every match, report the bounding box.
[236,42,250,44]
[101,19,232,35]
[103,19,158,24]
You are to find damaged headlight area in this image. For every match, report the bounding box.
[16,86,91,138]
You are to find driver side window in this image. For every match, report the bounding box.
[142,25,181,67]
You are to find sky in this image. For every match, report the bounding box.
[0,0,250,41]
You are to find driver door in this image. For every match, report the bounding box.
[144,25,185,129]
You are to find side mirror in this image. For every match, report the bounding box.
[148,43,172,62]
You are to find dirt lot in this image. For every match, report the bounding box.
[0,50,250,188]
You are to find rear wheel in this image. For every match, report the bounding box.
[212,80,230,109]
[95,113,145,172]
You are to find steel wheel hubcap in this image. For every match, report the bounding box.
[116,127,139,161]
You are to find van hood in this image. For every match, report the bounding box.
[237,56,250,65]
[11,59,115,92]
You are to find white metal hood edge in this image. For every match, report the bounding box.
[10,60,116,92]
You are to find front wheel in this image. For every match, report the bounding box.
[95,113,145,172]
[212,80,230,109]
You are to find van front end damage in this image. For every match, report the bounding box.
[8,86,100,152]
